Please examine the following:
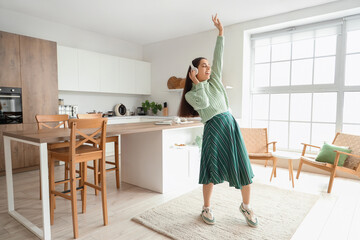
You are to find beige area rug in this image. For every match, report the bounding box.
[132,183,319,240]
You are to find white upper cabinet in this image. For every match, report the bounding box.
[135,60,151,95]
[57,46,79,91]
[119,57,136,94]
[100,54,119,93]
[78,49,101,92]
[57,45,151,94]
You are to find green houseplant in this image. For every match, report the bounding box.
[142,100,163,115]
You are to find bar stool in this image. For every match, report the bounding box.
[48,118,108,239]
[35,114,69,200]
[77,113,120,195]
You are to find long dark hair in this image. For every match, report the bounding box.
[178,57,206,117]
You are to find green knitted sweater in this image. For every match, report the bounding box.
[185,36,229,123]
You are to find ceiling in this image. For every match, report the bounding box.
[0,0,339,45]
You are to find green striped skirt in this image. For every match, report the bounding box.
[199,111,254,189]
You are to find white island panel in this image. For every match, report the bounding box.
[121,125,203,193]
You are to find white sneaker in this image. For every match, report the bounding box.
[240,203,258,228]
[201,206,215,225]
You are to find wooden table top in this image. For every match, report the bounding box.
[2,121,203,143]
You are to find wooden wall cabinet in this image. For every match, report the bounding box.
[0,31,58,173]
[0,31,21,87]
[20,35,58,124]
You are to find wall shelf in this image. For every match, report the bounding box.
[168,89,183,92]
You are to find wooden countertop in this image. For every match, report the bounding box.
[2,121,203,144]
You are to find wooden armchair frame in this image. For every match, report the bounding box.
[240,128,278,181]
[296,132,360,193]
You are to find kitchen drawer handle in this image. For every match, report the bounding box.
[0,95,20,98]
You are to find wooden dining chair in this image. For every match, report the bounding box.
[48,118,108,239]
[77,113,120,195]
[35,114,69,200]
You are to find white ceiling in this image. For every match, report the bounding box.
[0,0,339,45]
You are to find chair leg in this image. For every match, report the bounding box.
[328,168,337,193]
[100,156,108,226]
[64,162,69,192]
[93,160,99,196]
[115,139,120,189]
[82,162,87,213]
[264,159,268,167]
[70,161,79,239]
[296,160,303,179]
[49,159,55,225]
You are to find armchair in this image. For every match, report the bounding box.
[240,128,277,181]
[296,132,360,193]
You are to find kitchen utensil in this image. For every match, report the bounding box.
[115,104,126,116]
[137,107,146,115]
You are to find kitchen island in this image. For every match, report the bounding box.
[114,121,203,193]
[3,120,203,239]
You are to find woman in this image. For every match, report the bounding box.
[178,14,258,228]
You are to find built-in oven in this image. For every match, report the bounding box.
[0,87,23,124]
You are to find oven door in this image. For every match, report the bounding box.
[0,87,23,124]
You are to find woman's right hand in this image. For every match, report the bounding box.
[189,70,200,85]
[212,14,223,36]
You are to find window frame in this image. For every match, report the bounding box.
[248,16,360,152]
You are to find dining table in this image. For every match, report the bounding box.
[3,120,202,239]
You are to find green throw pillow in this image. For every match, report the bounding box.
[315,143,352,166]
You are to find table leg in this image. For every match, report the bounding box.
[4,137,51,240]
[40,143,51,239]
[288,159,294,188]
[270,158,277,182]
[4,137,14,212]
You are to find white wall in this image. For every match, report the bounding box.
[144,0,360,120]
[0,8,145,114]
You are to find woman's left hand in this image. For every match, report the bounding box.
[212,14,223,36]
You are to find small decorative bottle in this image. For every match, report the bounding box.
[163,102,168,116]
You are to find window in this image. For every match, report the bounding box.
[250,16,360,151]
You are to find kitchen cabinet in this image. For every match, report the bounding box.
[57,46,78,91]
[20,35,58,124]
[121,126,203,193]
[0,32,58,174]
[57,45,151,95]
[78,49,101,92]
[100,54,119,93]
[119,57,136,94]
[135,60,151,94]
[0,124,22,172]
[0,31,21,88]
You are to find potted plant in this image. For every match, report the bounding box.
[141,100,163,115]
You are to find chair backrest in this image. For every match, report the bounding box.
[77,113,103,119]
[332,133,360,170]
[240,128,268,153]
[35,114,69,129]
[68,118,107,155]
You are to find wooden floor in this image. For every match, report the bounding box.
[1,158,360,240]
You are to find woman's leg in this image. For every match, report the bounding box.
[241,184,250,205]
[201,183,215,225]
[240,183,258,227]
[203,183,214,207]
